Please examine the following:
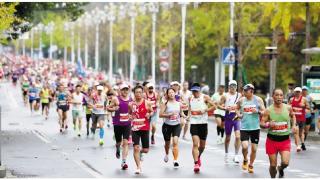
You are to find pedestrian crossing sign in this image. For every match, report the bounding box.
[222,47,235,64]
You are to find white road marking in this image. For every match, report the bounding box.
[73,160,104,178]
[32,130,51,144]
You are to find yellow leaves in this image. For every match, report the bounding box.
[0,2,19,32]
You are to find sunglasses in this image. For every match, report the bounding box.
[148,87,154,90]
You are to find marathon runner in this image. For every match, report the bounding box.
[71,84,84,137]
[21,77,30,106]
[40,83,51,120]
[28,82,39,115]
[260,88,297,178]
[301,86,314,141]
[34,79,42,112]
[211,85,226,144]
[188,83,216,173]
[159,88,186,168]
[236,84,265,173]
[180,81,192,140]
[84,88,93,136]
[56,84,71,133]
[288,87,310,151]
[89,85,107,145]
[145,83,159,145]
[220,80,242,163]
[128,85,154,174]
[107,83,131,170]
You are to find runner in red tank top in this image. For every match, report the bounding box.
[145,83,159,145]
[129,85,154,174]
[288,87,310,152]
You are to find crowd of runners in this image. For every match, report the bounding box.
[1,54,319,178]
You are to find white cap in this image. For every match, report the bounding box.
[113,85,119,90]
[94,81,100,86]
[146,83,154,88]
[294,87,302,92]
[170,81,180,86]
[120,83,129,90]
[97,85,104,91]
[228,80,237,86]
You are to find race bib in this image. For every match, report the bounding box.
[120,113,129,122]
[181,103,188,110]
[243,104,257,114]
[150,100,156,108]
[169,114,179,121]
[228,106,237,113]
[292,107,303,115]
[29,92,36,97]
[132,118,146,130]
[59,100,67,105]
[95,104,104,110]
[271,122,288,133]
[191,111,202,116]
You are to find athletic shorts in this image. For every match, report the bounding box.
[306,116,313,125]
[214,114,225,121]
[23,90,27,96]
[240,129,260,144]
[162,123,181,141]
[266,137,291,155]
[42,103,49,110]
[114,125,131,143]
[29,99,36,104]
[190,124,208,140]
[86,114,91,122]
[36,98,40,104]
[57,105,69,112]
[183,110,189,118]
[91,113,105,124]
[296,121,306,129]
[72,110,82,119]
[224,112,241,135]
[132,130,149,148]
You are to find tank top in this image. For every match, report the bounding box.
[181,90,192,111]
[163,101,181,126]
[92,94,106,115]
[225,92,241,113]
[268,104,291,136]
[146,92,157,111]
[41,89,50,103]
[22,82,30,90]
[212,92,226,116]
[291,96,306,122]
[29,87,38,100]
[189,94,208,124]
[131,100,150,131]
[57,92,68,106]
[113,96,132,126]
[72,92,84,111]
[305,95,312,118]
[240,96,260,130]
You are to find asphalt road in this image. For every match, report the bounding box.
[1,81,320,178]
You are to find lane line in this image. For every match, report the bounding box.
[73,160,104,178]
[32,130,51,144]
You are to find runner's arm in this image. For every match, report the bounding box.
[146,100,154,119]
[258,97,266,115]
[106,96,119,112]
[260,109,270,128]
[288,106,298,132]
[304,98,310,110]
[217,95,226,110]
[204,95,216,112]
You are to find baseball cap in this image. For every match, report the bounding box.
[190,83,201,91]
[243,84,255,91]
[228,80,237,86]
[302,86,309,91]
[146,83,154,88]
[170,81,180,86]
[294,87,302,92]
[97,85,104,91]
[120,83,129,90]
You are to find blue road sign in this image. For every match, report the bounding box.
[222,47,235,65]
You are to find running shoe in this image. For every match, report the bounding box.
[60,128,63,133]
[233,155,240,163]
[198,157,202,167]
[224,153,230,163]
[242,160,248,170]
[78,133,81,137]
[164,155,169,163]
[135,168,142,174]
[194,163,200,173]
[116,148,121,159]
[301,143,306,151]
[121,162,128,170]
[65,125,68,130]
[151,135,155,145]
[248,165,254,173]
[99,139,104,146]
[296,146,302,152]
[86,130,89,136]
[173,161,179,168]
[277,165,284,178]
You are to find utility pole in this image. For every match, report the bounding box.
[305,2,311,64]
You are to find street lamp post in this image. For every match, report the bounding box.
[31,28,34,59]
[92,8,103,71]
[70,22,75,64]
[37,23,44,60]
[76,18,82,63]
[105,3,116,82]
[84,12,91,69]
[46,21,54,59]
[180,3,188,84]
[128,4,137,85]
[63,22,69,64]
[149,3,159,84]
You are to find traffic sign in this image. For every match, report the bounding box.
[160,61,169,72]
[159,48,169,60]
[222,47,235,64]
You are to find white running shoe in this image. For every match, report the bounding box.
[224,153,230,163]
[135,168,142,174]
[164,155,169,163]
[233,155,240,163]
